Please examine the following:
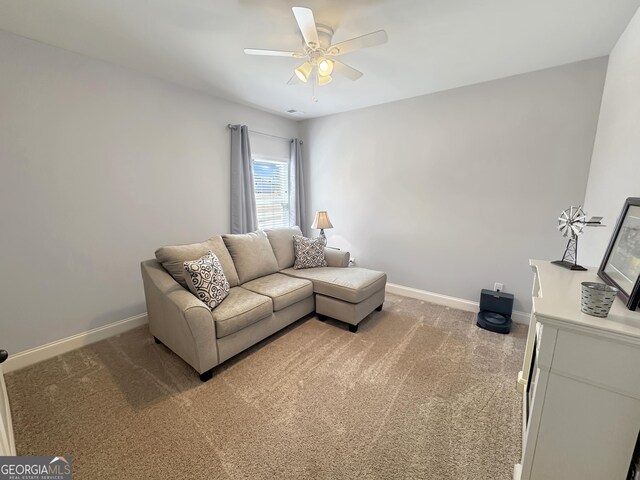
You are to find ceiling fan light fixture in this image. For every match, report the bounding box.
[318,74,332,86]
[294,61,312,83]
[244,6,388,100]
[317,57,334,76]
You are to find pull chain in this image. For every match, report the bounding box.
[312,68,318,102]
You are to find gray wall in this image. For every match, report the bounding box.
[0,31,298,353]
[300,58,607,314]
[583,7,640,266]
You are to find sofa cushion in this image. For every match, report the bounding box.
[281,267,387,304]
[183,251,230,310]
[242,273,313,311]
[324,248,350,268]
[265,226,303,270]
[293,235,327,269]
[212,287,272,339]
[155,236,240,289]
[222,230,280,284]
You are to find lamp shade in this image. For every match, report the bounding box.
[318,74,332,86]
[294,61,312,83]
[317,57,334,76]
[311,211,333,230]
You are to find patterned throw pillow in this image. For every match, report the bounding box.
[183,251,230,310]
[293,235,327,269]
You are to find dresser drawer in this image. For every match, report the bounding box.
[551,329,640,398]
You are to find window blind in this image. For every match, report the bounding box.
[252,158,290,229]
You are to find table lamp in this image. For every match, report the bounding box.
[311,211,333,244]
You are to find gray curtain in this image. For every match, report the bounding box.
[289,139,307,235]
[230,125,258,234]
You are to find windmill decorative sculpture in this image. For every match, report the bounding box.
[552,205,604,271]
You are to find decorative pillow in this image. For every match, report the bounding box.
[183,251,230,310]
[155,236,240,288]
[293,235,328,269]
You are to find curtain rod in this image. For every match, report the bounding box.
[227,124,302,144]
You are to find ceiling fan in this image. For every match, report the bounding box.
[244,7,388,101]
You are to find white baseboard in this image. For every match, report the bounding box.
[385,283,530,325]
[4,284,528,373]
[3,313,148,373]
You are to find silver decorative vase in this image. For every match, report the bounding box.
[580,282,618,318]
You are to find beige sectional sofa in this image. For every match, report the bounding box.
[140,227,386,381]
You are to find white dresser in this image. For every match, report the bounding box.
[0,363,16,456]
[515,260,640,480]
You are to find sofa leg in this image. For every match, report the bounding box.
[199,369,214,382]
[317,314,327,321]
[375,303,384,312]
[349,324,358,333]
[153,336,162,345]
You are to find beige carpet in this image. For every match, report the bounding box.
[6,293,526,479]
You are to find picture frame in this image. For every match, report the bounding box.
[598,197,640,311]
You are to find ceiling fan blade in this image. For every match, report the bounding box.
[327,30,388,56]
[244,48,305,58]
[287,74,301,85]
[292,7,320,50]
[333,60,363,81]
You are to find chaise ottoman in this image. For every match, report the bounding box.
[281,266,387,332]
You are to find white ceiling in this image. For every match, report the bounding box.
[0,0,638,119]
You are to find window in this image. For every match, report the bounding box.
[252,158,290,229]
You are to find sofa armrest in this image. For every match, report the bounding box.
[324,248,350,268]
[141,259,219,373]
